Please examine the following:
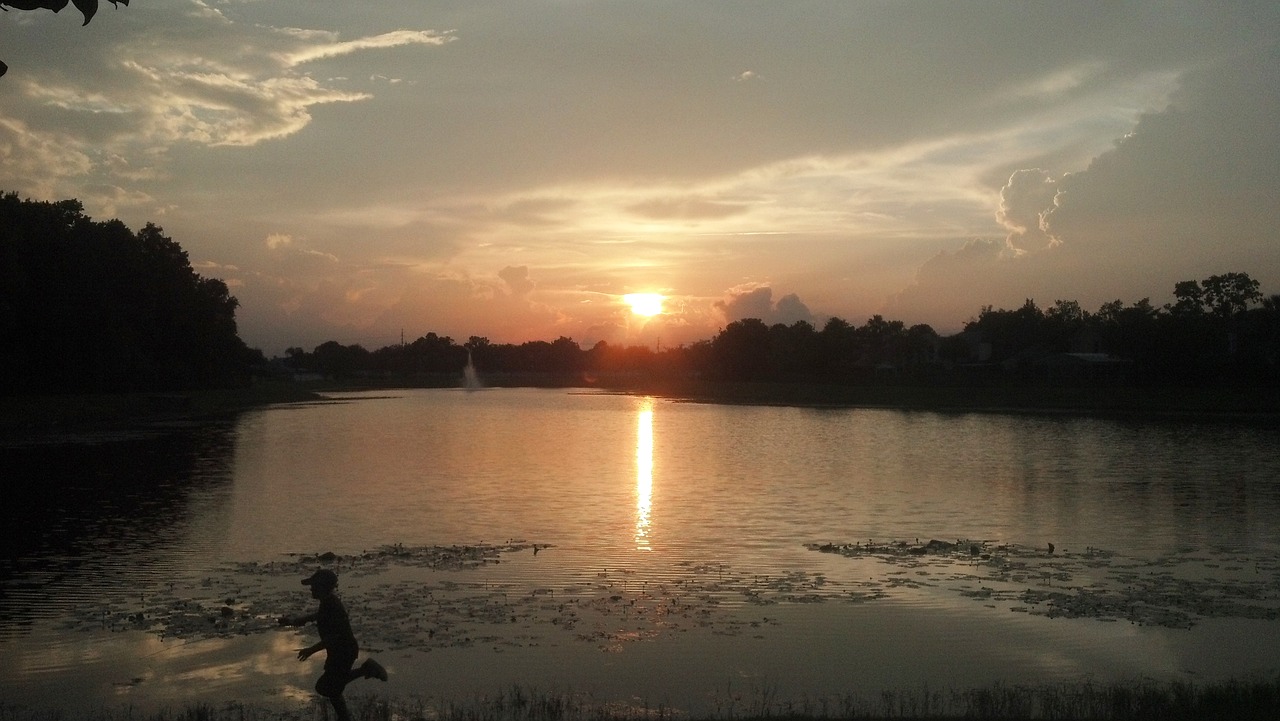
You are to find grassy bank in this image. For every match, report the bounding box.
[314,369,1280,419]
[299,371,1280,420]
[0,381,325,437]
[4,677,1278,721]
[5,377,1279,439]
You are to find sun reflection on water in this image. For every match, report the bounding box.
[634,397,654,551]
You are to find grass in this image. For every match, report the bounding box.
[4,677,1278,721]
[0,381,324,436]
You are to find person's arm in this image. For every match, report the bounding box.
[297,639,325,661]
[278,612,318,627]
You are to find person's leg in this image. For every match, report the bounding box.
[359,657,388,681]
[329,694,352,721]
[317,666,356,720]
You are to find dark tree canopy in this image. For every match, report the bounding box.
[0,192,258,395]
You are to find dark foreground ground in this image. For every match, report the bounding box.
[3,677,1279,721]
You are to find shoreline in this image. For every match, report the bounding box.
[619,379,1280,423]
[0,381,327,443]
[4,378,1279,445]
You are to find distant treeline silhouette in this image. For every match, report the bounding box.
[1,193,260,395]
[5,193,1279,397]
[286,274,1280,389]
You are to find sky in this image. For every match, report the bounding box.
[3,1,1279,356]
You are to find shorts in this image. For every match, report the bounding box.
[315,650,358,698]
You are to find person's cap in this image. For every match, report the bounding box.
[302,569,338,589]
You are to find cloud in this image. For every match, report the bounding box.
[0,117,93,198]
[499,265,535,296]
[0,5,452,200]
[888,47,1280,329]
[1043,51,1280,256]
[627,196,750,221]
[996,169,1060,255]
[279,30,455,66]
[78,183,156,218]
[714,285,816,326]
[265,233,293,249]
[112,60,372,147]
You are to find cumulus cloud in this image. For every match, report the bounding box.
[889,47,1280,329]
[265,233,293,249]
[1043,51,1280,256]
[499,265,536,296]
[714,285,816,326]
[996,169,1060,255]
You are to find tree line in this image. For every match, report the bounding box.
[4,193,1277,396]
[285,272,1279,389]
[1,193,260,395]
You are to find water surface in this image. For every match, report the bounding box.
[3,388,1279,714]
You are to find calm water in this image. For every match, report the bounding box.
[3,388,1280,714]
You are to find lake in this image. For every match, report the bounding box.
[3,387,1280,716]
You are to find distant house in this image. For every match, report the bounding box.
[1068,326,1106,354]
[1028,352,1132,385]
[949,330,992,362]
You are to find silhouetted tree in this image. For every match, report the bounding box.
[1167,273,1261,318]
[963,299,1048,363]
[1,1,127,26]
[311,341,369,379]
[815,317,857,376]
[1169,280,1207,316]
[1201,272,1263,318]
[768,320,818,376]
[712,318,774,380]
[0,192,254,394]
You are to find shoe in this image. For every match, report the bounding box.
[362,658,388,681]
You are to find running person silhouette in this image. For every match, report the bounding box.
[280,569,387,720]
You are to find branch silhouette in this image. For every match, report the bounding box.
[2,0,128,26]
[1,0,129,76]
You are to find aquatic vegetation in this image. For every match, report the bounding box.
[53,534,1280,666]
[56,542,829,654]
[806,538,1280,628]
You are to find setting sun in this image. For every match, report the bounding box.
[623,293,665,316]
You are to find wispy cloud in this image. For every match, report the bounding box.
[0,6,452,203]
[279,30,455,66]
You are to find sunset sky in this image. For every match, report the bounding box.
[3,1,1278,356]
